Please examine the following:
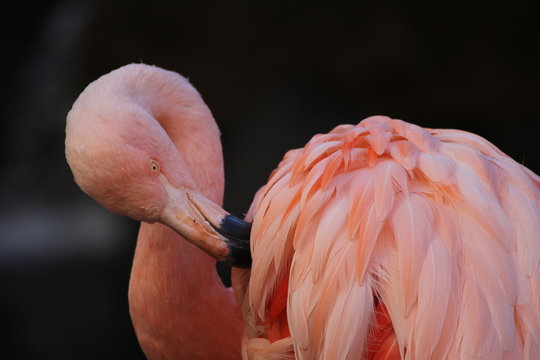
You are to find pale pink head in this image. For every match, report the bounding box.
[65,64,250,267]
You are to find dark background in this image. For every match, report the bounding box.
[1,1,539,359]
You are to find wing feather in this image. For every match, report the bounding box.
[311,195,347,282]
[244,117,539,360]
[391,193,434,316]
[388,140,419,170]
[418,152,455,182]
[413,236,452,359]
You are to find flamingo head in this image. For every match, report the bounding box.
[65,66,251,267]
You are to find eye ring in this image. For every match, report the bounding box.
[150,159,160,173]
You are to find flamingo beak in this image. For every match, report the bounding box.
[159,184,252,268]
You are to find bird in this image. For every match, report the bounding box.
[241,116,540,359]
[65,63,250,359]
[66,64,540,360]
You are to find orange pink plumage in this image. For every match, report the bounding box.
[65,64,540,359]
[243,116,540,359]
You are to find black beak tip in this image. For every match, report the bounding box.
[219,215,252,240]
[218,215,252,269]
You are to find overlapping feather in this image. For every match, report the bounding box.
[243,116,540,360]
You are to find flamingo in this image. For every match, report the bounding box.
[242,117,540,359]
[66,64,540,360]
[65,64,249,359]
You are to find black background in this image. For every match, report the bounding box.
[1,1,539,358]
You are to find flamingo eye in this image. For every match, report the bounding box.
[150,159,160,173]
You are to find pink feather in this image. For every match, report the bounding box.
[245,116,539,359]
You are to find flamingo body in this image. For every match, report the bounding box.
[242,116,540,359]
[66,64,540,360]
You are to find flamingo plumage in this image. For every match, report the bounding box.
[242,117,540,359]
[65,64,248,359]
[66,64,540,360]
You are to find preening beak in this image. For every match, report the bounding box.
[160,184,252,268]
[206,214,252,268]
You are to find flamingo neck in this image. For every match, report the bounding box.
[115,64,225,203]
[129,223,242,359]
[118,65,241,358]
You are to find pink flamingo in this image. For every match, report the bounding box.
[66,64,249,359]
[66,64,539,359]
[243,117,540,359]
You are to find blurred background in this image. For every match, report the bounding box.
[1,0,539,358]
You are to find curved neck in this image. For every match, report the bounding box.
[118,65,242,359]
[114,64,225,204]
[130,224,242,360]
